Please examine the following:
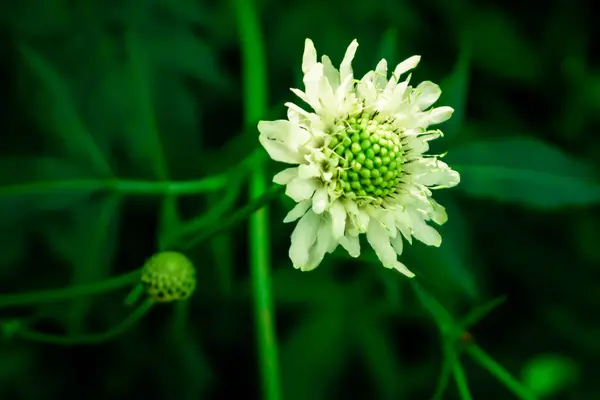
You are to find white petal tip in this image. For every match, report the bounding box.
[392,261,415,277]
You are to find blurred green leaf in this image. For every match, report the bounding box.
[376,28,398,63]
[0,226,26,276]
[418,197,479,300]
[447,137,600,208]
[18,44,112,175]
[281,310,348,400]
[126,30,168,180]
[41,194,122,333]
[154,0,210,24]
[144,24,229,87]
[521,354,578,398]
[470,11,542,82]
[154,78,204,179]
[440,34,471,139]
[355,315,404,399]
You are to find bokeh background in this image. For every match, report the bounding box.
[1,0,599,399]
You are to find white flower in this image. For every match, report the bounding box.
[258,38,460,277]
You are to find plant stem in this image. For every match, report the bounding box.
[451,355,473,400]
[233,0,281,399]
[15,299,154,345]
[0,186,283,310]
[467,345,537,400]
[0,175,228,198]
[0,270,141,309]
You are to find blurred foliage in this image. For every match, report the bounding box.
[0,0,599,399]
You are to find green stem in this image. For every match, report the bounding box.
[0,186,283,309]
[432,357,452,400]
[0,270,140,309]
[0,175,228,198]
[466,345,537,400]
[233,0,280,399]
[451,355,473,400]
[15,299,154,345]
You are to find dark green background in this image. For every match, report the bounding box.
[0,0,598,399]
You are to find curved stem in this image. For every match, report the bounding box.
[0,175,228,198]
[15,299,154,345]
[0,270,140,309]
[467,345,537,400]
[0,186,283,309]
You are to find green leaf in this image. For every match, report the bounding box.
[447,137,600,208]
[281,310,348,400]
[440,34,471,139]
[154,0,210,24]
[144,24,229,88]
[154,77,204,179]
[418,197,479,300]
[0,226,26,276]
[355,316,404,399]
[376,28,398,63]
[521,354,578,398]
[41,194,122,333]
[125,30,168,180]
[470,11,542,82]
[18,44,112,175]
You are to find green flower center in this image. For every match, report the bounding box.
[327,116,404,201]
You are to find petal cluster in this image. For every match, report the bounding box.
[258,39,460,277]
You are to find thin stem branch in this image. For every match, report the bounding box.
[0,270,141,309]
[467,345,537,400]
[0,186,283,309]
[15,299,154,345]
[0,175,228,198]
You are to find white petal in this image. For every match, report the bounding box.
[410,216,442,247]
[302,220,337,271]
[373,59,388,89]
[357,73,378,105]
[392,260,415,278]
[393,55,420,80]
[290,88,311,106]
[422,106,454,126]
[312,187,329,214]
[329,200,346,239]
[302,39,317,74]
[429,199,448,225]
[283,200,311,223]
[322,55,340,89]
[298,163,321,179]
[366,219,397,266]
[286,103,311,126]
[273,167,298,184]
[339,234,360,257]
[286,178,318,202]
[412,81,441,110]
[414,159,460,188]
[390,233,403,255]
[340,39,358,83]
[393,209,413,244]
[289,210,320,268]
[258,120,309,164]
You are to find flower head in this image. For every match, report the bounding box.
[258,39,460,277]
[141,252,196,302]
